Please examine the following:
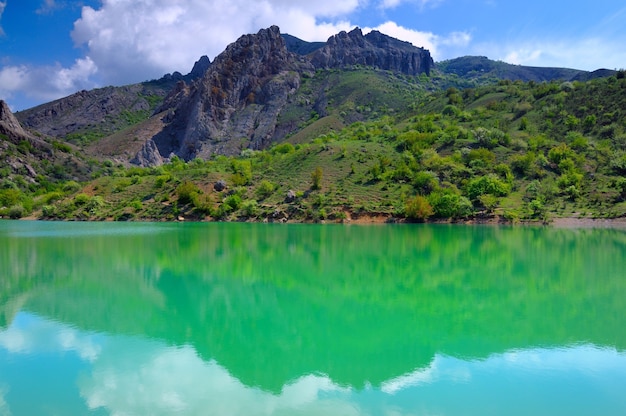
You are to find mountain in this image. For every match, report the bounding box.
[309,28,433,75]
[3,27,626,223]
[128,26,437,165]
[10,26,618,169]
[132,26,313,164]
[14,55,211,142]
[437,56,615,83]
[1,100,90,191]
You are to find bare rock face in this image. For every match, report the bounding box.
[137,26,313,164]
[130,138,165,166]
[310,28,434,76]
[0,100,30,141]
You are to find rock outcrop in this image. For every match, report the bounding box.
[140,26,313,163]
[132,26,434,165]
[310,28,433,76]
[0,100,31,141]
[14,56,212,139]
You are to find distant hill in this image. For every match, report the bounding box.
[437,56,615,82]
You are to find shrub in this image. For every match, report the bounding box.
[405,195,433,221]
[176,181,200,205]
[272,143,295,155]
[222,194,242,212]
[8,204,25,219]
[311,167,323,190]
[241,199,259,217]
[413,171,439,195]
[466,174,511,201]
[41,205,56,217]
[0,189,22,208]
[62,181,81,193]
[86,196,105,214]
[256,180,275,200]
[230,159,252,185]
[155,174,171,188]
[428,190,473,218]
[73,193,90,206]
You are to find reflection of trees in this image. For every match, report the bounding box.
[2,222,626,392]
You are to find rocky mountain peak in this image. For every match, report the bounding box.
[310,27,433,75]
[138,25,312,163]
[189,55,211,79]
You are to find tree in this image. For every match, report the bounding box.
[405,195,433,221]
[311,167,323,190]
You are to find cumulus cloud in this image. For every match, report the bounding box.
[70,0,363,86]
[0,57,97,105]
[364,21,471,60]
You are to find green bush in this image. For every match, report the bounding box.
[155,174,171,188]
[73,193,91,206]
[256,180,275,200]
[41,205,56,217]
[176,181,200,205]
[0,189,22,208]
[428,190,473,218]
[8,204,25,219]
[223,194,242,212]
[311,167,323,190]
[405,195,433,221]
[466,174,511,201]
[241,199,259,217]
[272,143,295,155]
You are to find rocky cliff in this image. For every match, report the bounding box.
[14,55,211,139]
[310,28,434,76]
[1,100,90,182]
[0,100,32,142]
[133,26,435,165]
[134,26,314,164]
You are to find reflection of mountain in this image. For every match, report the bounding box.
[2,222,626,393]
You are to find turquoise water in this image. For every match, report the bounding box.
[1,221,626,415]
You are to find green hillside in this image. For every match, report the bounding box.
[2,70,626,223]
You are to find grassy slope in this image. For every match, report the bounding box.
[3,70,626,223]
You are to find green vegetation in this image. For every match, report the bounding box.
[3,71,626,223]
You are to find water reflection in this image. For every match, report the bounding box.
[2,313,626,415]
[1,221,626,414]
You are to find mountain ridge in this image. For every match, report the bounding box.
[10,26,618,168]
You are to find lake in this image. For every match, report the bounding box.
[1,220,626,415]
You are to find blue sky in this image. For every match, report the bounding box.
[1,0,625,111]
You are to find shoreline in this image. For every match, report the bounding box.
[8,214,626,229]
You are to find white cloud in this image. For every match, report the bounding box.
[482,37,626,71]
[363,21,471,60]
[0,385,11,416]
[80,344,359,416]
[70,0,363,86]
[378,0,444,10]
[0,313,102,360]
[0,57,97,105]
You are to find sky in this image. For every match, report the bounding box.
[0,0,625,111]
